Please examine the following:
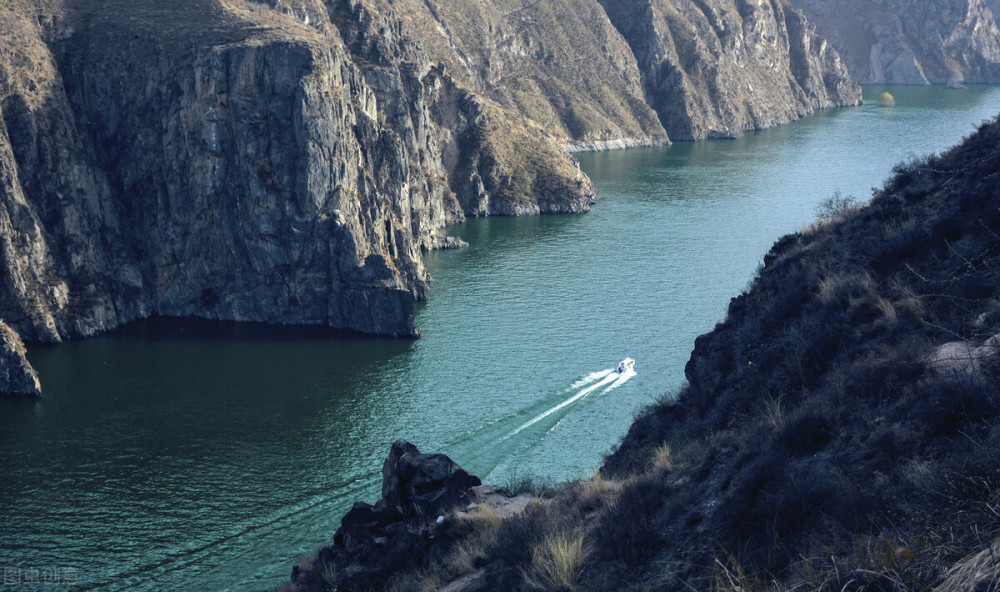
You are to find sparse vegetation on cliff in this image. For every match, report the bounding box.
[297,116,1000,592]
[790,0,1000,85]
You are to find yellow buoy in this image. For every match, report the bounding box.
[878,92,895,106]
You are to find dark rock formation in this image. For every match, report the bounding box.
[599,115,1000,589]
[0,320,41,397]
[379,440,481,519]
[283,440,483,592]
[598,0,861,140]
[790,0,1000,84]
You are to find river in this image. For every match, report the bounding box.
[2,85,998,591]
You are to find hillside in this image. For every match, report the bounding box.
[285,116,1000,591]
[789,0,1000,85]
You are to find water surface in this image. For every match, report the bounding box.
[2,85,999,591]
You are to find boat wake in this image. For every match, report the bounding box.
[98,363,637,591]
[602,367,636,393]
[570,369,614,388]
[504,368,624,440]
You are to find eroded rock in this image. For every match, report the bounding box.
[598,0,862,140]
[790,0,1000,84]
[0,321,41,397]
[284,440,485,592]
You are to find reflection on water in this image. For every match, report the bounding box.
[1,85,998,591]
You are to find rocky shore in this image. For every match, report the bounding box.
[279,440,533,592]
[0,320,41,397]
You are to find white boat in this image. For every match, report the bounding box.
[615,357,635,373]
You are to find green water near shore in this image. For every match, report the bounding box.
[2,85,999,591]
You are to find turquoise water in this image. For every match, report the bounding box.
[2,85,999,591]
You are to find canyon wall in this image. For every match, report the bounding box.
[790,0,1000,84]
[0,0,860,358]
[599,0,860,139]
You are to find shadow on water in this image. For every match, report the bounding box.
[89,316,397,342]
[5,317,419,591]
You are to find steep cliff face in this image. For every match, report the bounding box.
[789,0,1000,84]
[321,0,597,216]
[337,0,669,148]
[598,0,861,140]
[0,0,858,347]
[0,0,595,343]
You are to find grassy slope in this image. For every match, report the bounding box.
[329,117,1000,592]
[598,114,1000,590]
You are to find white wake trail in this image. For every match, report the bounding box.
[503,372,619,440]
[601,368,636,394]
[571,369,613,389]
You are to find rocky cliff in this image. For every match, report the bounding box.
[599,0,860,140]
[0,320,41,396]
[0,0,593,346]
[789,0,1000,84]
[0,0,858,355]
[330,0,669,149]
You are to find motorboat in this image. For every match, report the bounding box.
[615,357,635,373]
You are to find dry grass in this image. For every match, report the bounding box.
[816,270,874,305]
[761,395,784,429]
[933,537,1000,592]
[709,554,778,592]
[523,533,590,591]
[581,468,621,497]
[875,295,899,324]
[459,504,504,531]
[319,560,337,587]
[444,535,494,576]
[651,442,675,471]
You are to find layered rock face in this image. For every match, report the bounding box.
[598,0,861,140]
[0,0,859,350]
[789,0,1000,84]
[0,0,594,344]
[338,0,669,148]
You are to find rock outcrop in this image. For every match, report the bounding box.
[598,0,861,140]
[789,0,1000,84]
[0,320,41,396]
[282,440,488,592]
[0,0,860,348]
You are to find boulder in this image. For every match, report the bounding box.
[330,440,480,560]
[381,440,482,519]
